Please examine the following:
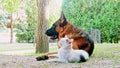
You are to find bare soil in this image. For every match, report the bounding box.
[0,55,120,68]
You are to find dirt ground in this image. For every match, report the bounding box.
[0,55,120,68]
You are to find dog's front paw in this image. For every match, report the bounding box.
[36,55,49,61]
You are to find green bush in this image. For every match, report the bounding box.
[16,22,35,43]
[62,0,120,43]
[16,0,120,43]
[16,0,37,43]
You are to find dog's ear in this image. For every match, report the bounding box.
[59,11,67,27]
[60,11,66,21]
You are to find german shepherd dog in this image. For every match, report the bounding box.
[36,12,94,61]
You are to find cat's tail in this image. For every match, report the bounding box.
[79,50,89,62]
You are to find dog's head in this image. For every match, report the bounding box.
[45,12,68,39]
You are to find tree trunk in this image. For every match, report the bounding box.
[10,14,13,43]
[36,0,49,53]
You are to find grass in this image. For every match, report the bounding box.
[0,43,35,52]
[0,43,120,60]
[0,43,58,52]
[93,43,120,59]
[89,43,120,67]
[25,45,58,56]
[0,43,58,56]
[25,43,120,62]
[0,43,120,68]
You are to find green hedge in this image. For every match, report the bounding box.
[62,0,120,43]
[16,0,120,43]
[16,0,37,43]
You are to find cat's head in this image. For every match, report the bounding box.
[58,35,73,48]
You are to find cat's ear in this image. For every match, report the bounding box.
[65,35,68,38]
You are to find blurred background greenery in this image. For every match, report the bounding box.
[0,0,120,43]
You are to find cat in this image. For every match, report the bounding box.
[47,36,89,63]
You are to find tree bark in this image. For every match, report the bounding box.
[10,14,13,43]
[36,0,49,53]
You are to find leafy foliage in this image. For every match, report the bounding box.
[62,0,120,43]
[1,0,23,13]
[16,23,34,43]
[13,0,120,43]
[0,15,8,26]
[1,0,24,43]
[16,0,61,43]
[16,0,37,43]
